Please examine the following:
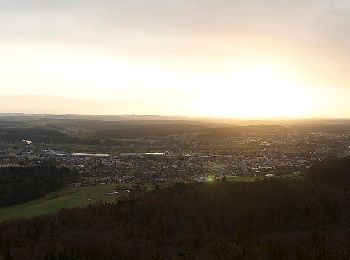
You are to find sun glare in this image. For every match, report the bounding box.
[193,66,313,119]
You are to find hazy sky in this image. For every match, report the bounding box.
[1,0,350,118]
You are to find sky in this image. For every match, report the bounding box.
[1,0,350,118]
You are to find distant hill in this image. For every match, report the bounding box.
[0,127,76,144]
[201,124,289,138]
[1,113,350,143]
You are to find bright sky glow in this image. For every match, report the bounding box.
[1,0,350,118]
[193,66,315,118]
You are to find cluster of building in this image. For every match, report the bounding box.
[1,131,350,185]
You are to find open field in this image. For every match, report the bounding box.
[226,175,264,182]
[0,182,173,222]
[227,173,304,182]
[0,184,122,222]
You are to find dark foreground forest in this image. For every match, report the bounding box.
[1,158,350,259]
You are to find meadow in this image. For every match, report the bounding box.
[0,184,120,222]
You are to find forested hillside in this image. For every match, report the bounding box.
[1,157,350,259]
[0,167,73,207]
[0,180,347,259]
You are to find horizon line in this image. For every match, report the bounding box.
[0,112,350,122]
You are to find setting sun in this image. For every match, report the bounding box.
[193,66,313,118]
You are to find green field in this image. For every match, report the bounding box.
[227,173,303,182]
[226,175,264,182]
[0,174,301,222]
[0,184,123,222]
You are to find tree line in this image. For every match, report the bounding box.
[0,166,74,207]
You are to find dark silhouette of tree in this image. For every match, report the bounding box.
[1,158,350,259]
[0,166,74,207]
